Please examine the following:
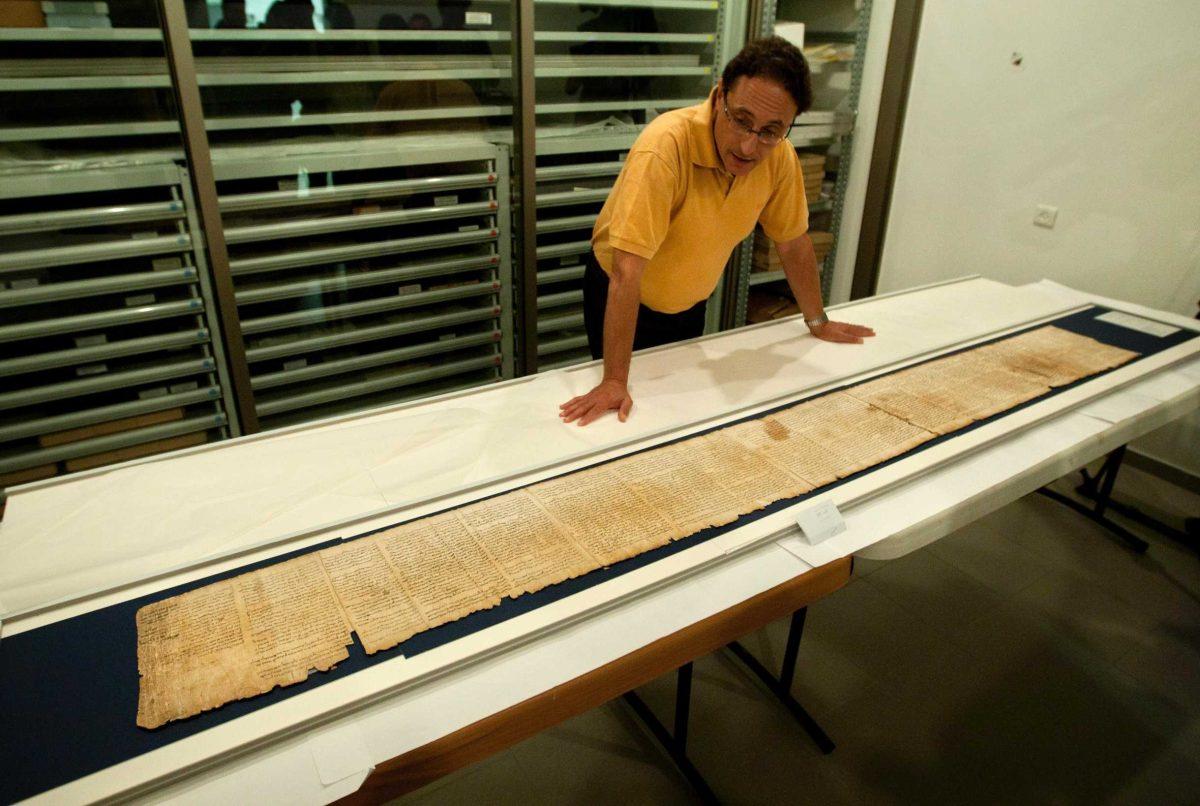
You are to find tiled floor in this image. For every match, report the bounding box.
[395,465,1200,805]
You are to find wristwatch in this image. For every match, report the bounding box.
[804,312,829,331]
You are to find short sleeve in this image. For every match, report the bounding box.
[757,142,809,243]
[604,151,680,260]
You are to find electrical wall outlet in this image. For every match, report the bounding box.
[1034,204,1058,229]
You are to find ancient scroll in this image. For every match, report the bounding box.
[136,554,353,728]
[136,326,1138,728]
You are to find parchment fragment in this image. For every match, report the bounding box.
[320,538,427,655]
[136,581,258,730]
[724,416,843,487]
[771,392,935,478]
[693,432,810,505]
[847,348,1047,432]
[136,554,352,729]
[979,326,1138,386]
[374,512,505,627]
[843,362,978,435]
[456,491,595,596]
[951,351,1054,419]
[528,465,681,565]
[846,327,1134,433]
[415,511,513,602]
[618,442,743,534]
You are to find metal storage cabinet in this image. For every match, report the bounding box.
[186,17,512,147]
[0,20,182,154]
[725,0,871,326]
[524,0,740,369]
[531,0,725,126]
[532,132,636,370]
[0,164,236,485]
[211,141,514,431]
[0,11,511,154]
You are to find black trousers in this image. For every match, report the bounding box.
[582,253,707,360]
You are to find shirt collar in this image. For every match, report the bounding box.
[688,86,724,170]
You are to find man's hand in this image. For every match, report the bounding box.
[809,319,876,344]
[559,378,633,426]
[774,234,875,345]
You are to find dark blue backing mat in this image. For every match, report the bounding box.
[2,306,1196,803]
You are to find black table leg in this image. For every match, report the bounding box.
[623,607,835,802]
[1037,446,1151,553]
[622,662,719,804]
[1072,448,1199,553]
[726,608,835,755]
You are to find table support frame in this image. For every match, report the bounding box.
[1074,449,1200,554]
[1037,445,1151,553]
[726,607,836,754]
[1038,444,1200,555]
[622,665,719,805]
[622,606,834,804]
[339,560,851,805]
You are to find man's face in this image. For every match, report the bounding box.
[712,76,798,177]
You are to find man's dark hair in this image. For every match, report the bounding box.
[721,36,813,114]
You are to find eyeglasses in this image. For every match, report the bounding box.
[721,92,793,146]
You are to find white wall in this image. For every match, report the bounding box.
[877,0,1200,473]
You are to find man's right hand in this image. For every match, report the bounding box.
[559,378,633,426]
[566,248,644,427]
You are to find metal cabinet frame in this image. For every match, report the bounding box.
[0,0,753,474]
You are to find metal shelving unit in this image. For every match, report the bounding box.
[0,165,236,486]
[522,0,742,370]
[0,0,751,477]
[179,9,518,149]
[529,133,635,370]
[728,0,870,327]
[211,142,514,431]
[532,0,729,131]
[0,14,182,153]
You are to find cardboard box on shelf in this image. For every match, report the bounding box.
[0,1,46,27]
[775,21,805,50]
[38,407,185,448]
[43,12,112,28]
[65,430,207,472]
[797,152,826,201]
[0,463,57,487]
[746,289,793,324]
[752,230,834,273]
[42,2,109,12]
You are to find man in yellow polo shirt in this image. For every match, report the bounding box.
[560,36,875,426]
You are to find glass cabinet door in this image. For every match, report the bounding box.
[741,0,866,326]
[0,2,235,483]
[182,1,516,430]
[187,0,513,147]
[529,0,728,370]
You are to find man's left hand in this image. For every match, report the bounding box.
[809,320,876,344]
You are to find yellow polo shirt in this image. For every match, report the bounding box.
[591,87,809,314]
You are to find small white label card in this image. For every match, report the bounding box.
[1096,311,1180,338]
[794,498,846,546]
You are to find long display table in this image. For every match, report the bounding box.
[1,277,1198,804]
